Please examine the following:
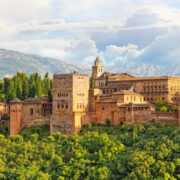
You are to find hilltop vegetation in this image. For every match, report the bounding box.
[0,123,180,179]
[0,72,52,102]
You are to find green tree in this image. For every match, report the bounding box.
[43,73,51,96]
[7,80,16,102]
[133,124,138,140]
[105,75,108,86]
[22,79,29,100]
[90,73,95,89]
[160,106,168,112]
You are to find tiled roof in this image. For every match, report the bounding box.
[10,98,22,103]
[119,103,154,107]
[113,90,142,96]
[100,84,132,89]
[23,97,48,103]
[97,98,117,103]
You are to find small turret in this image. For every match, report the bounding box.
[92,56,104,79]
[94,56,101,66]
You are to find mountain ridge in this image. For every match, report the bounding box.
[0,48,180,79]
[0,49,91,79]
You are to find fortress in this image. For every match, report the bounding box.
[1,56,180,135]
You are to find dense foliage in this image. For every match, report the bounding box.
[153,97,178,111]
[0,72,52,102]
[0,123,180,179]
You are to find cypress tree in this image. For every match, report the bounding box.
[105,75,109,85]
[16,78,22,99]
[133,124,138,140]
[90,73,95,89]
[7,80,16,102]
[36,78,42,97]
[42,73,51,95]
[22,79,29,100]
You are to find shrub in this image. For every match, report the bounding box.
[106,118,111,126]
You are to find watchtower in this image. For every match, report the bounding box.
[9,98,22,135]
[51,73,89,134]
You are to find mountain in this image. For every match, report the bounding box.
[109,62,180,77]
[0,49,180,79]
[0,49,91,79]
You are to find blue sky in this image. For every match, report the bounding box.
[1,0,180,69]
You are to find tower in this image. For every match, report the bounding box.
[9,98,22,135]
[51,73,89,135]
[92,56,104,79]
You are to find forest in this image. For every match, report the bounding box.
[0,72,52,102]
[0,122,180,179]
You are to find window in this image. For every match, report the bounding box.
[30,108,33,116]
[66,104,68,109]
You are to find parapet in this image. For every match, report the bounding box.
[53,73,89,80]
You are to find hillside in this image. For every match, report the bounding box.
[0,123,179,179]
[0,49,91,79]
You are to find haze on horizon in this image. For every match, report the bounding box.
[0,0,180,72]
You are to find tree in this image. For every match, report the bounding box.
[160,106,167,112]
[43,73,51,96]
[3,78,10,92]
[16,77,22,99]
[153,97,165,107]
[6,80,16,102]
[90,73,95,89]
[133,124,138,140]
[36,79,42,97]
[22,79,29,100]
[105,75,108,86]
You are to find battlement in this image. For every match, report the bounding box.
[53,74,89,80]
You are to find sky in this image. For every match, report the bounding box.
[1,0,180,68]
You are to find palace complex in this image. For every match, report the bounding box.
[1,56,180,135]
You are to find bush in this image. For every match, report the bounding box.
[106,118,111,126]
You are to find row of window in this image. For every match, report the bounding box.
[57,104,68,109]
[77,104,85,109]
[143,82,166,85]
[144,97,165,101]
[144,87,166,92]
[77,93,85,96]
[11,110,21,112]
[98,69,103,72]
[126,96,143,102]
[58,93,68,97]
[102,88,129,94]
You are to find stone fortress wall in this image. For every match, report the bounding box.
[1,56,180,135]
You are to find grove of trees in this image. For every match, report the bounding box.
[0,123,180,179]
[0,72,52,102]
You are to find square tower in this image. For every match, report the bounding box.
[51,73,89,134]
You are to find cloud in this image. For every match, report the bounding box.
[138,27,180,65]
[0,0,180,75]
[101,44,142,63]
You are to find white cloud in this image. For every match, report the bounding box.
[0,0,180,73]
